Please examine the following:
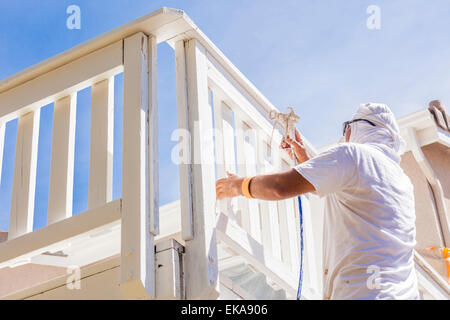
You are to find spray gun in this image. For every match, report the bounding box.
[268,106,301,164]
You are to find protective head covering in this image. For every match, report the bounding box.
[348,103,406,161]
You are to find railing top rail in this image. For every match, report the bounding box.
[0,7,184,94]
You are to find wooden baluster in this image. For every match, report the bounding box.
[234,115,250,233]
[120,32,156,299]
[211,89,227,217]
[88,78,114,210]
[175,38,219,299]
[235,116,262,239]
[9,110,40,239]
[214,96,239,223]
[47,94,77,225]
[257,134,282,260]
[244,126,262,243]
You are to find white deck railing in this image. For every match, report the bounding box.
[0,7,321,300]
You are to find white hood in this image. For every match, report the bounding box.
[348,103,406,163]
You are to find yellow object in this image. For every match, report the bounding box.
[241,177,254,199]
[426,246,450,284]
[443,248,450,284]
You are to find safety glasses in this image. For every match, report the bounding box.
[342,119,376,136]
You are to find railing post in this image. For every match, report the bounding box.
[120,32,158,299]
[175,39,220,299]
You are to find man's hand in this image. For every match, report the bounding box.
[216,171,244,200]
[280,129,310,164]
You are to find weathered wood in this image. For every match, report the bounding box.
[183,38,219,299]
[47,95,77,225]
[174,40,194,241]
[88,78,114,209]
[9,110,40,240]
[148,36,159,236]
[120,32,155,299]
[155,239,184,299]
[0,41,123,123]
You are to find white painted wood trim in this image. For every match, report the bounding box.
[211,89,226,179]
[9,110,40,240]
[256,135,282,261]
[414,251,450,298]
[1,254,121,300]
[0,41,123,124]
[174,40,194,241]
[0,199,121,267]
[240,120,262,242]
[148,36,159,236]
[47,94,77,225]
[219,273,257,300]
[216,212,297,298]
[406,127,450,246]
[0,8,184,94]
[155,239,184,299]
[234,115,251,234]
[220,102,240,225]
[183,38,219,299]
[88,78,114,209]
[210,89,229,222]
[121,32,154,299]
[278,161,300,273]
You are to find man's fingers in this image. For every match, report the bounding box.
[280,140,289,148]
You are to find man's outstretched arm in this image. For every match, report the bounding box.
[215,169,315,201]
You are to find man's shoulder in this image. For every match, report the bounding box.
[320,143,358,157]
[320,143,378,165]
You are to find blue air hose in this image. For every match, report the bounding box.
[296,195,304,300]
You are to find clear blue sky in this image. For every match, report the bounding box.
[1,0,450,231]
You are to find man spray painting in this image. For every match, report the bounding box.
[216,103,419,299]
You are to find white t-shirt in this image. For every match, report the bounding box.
[295,142,419,300]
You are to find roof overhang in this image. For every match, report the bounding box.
[398,108,450,151]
